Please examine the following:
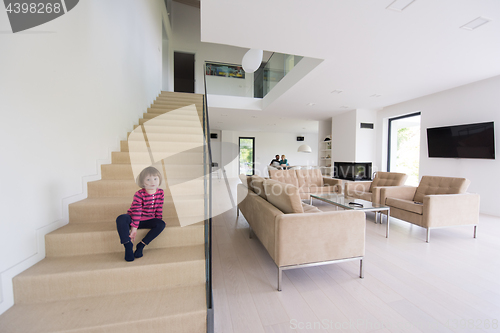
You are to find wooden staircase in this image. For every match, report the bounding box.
[0,92,208,333]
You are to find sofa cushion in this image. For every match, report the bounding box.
[302,202,322,213]
[386,197,423,215]
[264,179,304,214]
[349,191,372,202]
[308,185,338,195]
[369,172,408,192]
[296,169,324,189]
[269,169,299,188]
[413,176,470,203]
[239,174,251,188]
[250,175,267,200]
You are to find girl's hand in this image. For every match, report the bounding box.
[129,227,138,242]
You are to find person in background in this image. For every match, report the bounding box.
[280,155,289,168]
[270,154,280,166]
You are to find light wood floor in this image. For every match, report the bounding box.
[211,178,500,333]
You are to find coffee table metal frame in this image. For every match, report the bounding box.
[310,193,391,238]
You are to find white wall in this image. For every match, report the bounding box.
[355,109,378,168]
[331,111,356,162]
[221,131,319,178]
[376,75,500,216]
[0,0,164,313]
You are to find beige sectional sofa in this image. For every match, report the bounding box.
[268,168,342,201]
[380,176,480,242]
[238,174,366,291]
[344,171,408,205]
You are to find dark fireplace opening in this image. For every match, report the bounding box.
[333,162,372,181]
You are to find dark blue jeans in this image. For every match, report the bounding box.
[116,214,166,245]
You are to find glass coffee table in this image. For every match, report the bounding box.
[310,193,390,238]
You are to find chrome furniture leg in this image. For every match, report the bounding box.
[278,268,283,292]
[386,209,390,238]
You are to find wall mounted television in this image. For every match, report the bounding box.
[427,121,495,159]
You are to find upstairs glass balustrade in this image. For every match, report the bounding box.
[204,52,303,99]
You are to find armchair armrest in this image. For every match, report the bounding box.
[345,181,372,197]
[371,186,398,206]
[423,193,480,228]
[380,186,416,205]
[323,177,342,193]
[276,210,365,267]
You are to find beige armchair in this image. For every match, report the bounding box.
[380,176,480,242]
[344,171,408,205]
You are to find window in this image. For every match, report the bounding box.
[239,137,255,176]
[388,113,421,186]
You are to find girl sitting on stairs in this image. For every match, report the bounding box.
[116,166,166,261]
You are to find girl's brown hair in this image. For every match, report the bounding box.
[136,166,163,188]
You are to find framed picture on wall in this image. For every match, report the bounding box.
[205,62,245,79]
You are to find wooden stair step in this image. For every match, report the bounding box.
[0,285,206,333]
[138,118,202,127]
[88,179,204,198]
[101,164,205,180]
[45,221,204,257]
[142,112,201,121]
[120,140,204,153]
[69,197,205,223]
[127,132,204,143]
[132,124,203,134]
[13,246,205,304]
[111,151,204,165]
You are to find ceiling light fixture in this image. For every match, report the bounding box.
[242,49,263,73]
[386,0,416,12]
[370,94,382,97]
[307,103,315,106]
[298,144,312,153]
[331,90,343,94]
[460,17,491,30]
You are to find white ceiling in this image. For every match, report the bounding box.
[201,0,500,129]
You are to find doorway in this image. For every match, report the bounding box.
[239,137,255,176]
[387,112,421,186]
[174,51,195,93]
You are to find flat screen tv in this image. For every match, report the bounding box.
[427,121,495,159]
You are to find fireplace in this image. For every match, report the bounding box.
[333,162,372,181]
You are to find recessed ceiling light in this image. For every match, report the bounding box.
[307,103,315,106]
[460,17,491,30]
[331,90,343,94]
[370,94,382,98]
[386,0,416,12]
